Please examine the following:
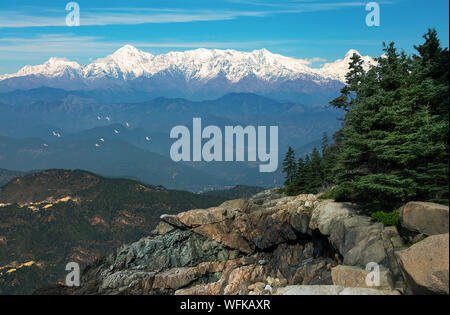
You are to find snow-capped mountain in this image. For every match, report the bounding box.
[0,45,374,82]
[0,46,376,105]
[316,49,376,82]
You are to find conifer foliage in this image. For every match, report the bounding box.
[282,29,449,212]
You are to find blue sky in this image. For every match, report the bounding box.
[0,0,448,74]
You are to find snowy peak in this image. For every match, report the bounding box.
[345,49,361,58]
[2,57,83,80]
[108,45,155,64]
[0,47,376,84]
[113,44,147,56]
[84,45,156,80]
[317,49,376,82]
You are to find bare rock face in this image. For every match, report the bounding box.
[396,233,449,295]
[400,202,449,236]
[70,193,338,295]
[55,190,414,295]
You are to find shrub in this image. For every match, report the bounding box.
[371,210,400,227]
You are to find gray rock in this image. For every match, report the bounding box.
[309,201,354,235]
[328,215,388,268]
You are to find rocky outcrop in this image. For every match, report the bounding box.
[396,233,449,295]
[400,202,449,236]
[56,189,411,295]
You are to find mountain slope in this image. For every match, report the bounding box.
[0,169,230,295]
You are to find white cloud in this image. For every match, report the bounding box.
[0,34,301,54]
[305,57,327,63]
[0,1,390,28]
[0,8,267,28]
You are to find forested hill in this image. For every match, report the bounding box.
[0,169,231,294]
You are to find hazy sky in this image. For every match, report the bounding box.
[0,0,448,73]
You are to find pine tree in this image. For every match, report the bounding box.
[295,157,307,192]
[310,147,323,192]
[329,53,366,111]
[302,154,313,193]
[321,132,333,185]
[321,132,329,153]
[282,147,297,190]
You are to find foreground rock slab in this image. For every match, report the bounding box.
[276,285,400,295]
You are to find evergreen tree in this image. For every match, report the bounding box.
[321,132,329,153]
[282,147,297,189]
[321,132,333,185]
[310,147,323,192]
[293,157,307,193]
[302,154,313,193]
[329,53,366,111]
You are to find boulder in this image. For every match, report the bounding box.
[396,233,449,295]
[331,265,394,290]
[400,202,449,236]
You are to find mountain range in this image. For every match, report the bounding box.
[0,46,376,105]
[0,92,343,191]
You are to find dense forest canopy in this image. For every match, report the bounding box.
[282,29,449,214]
